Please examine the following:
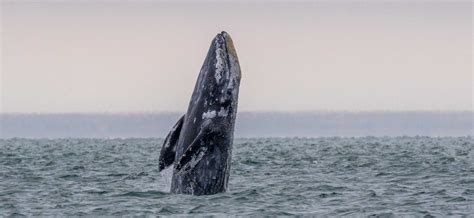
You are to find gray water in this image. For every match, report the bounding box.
[1,137,473,216]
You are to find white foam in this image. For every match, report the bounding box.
[158,164,174,192]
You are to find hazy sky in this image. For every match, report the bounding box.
[1,0,472,113]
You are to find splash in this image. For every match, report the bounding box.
[158,164,174,192]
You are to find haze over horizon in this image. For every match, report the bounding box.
[1,111,472,138]
[1,110,473,115]
[1,0,472,113]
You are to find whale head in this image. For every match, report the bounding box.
[192,31,242,126]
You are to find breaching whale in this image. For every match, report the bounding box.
[159,31,241,195]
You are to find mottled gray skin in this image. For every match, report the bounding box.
[158,31,241,195]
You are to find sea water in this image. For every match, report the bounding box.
[0,137,473,216]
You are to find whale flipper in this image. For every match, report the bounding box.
[175,127,209,171]
[159,114,185,171]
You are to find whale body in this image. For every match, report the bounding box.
[158,31,241,195]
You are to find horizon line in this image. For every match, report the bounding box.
[1,110,473,115]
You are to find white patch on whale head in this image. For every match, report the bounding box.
[218,107,228,117]
[214,41,226,83]
[202,110,216,119]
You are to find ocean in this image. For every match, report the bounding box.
[1,137,473,216]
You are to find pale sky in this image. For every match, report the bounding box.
[1,0,472,113]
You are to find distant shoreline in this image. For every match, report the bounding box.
[1,110,473,115]
[1,111,472,138]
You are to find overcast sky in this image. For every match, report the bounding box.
[1,0,472,113]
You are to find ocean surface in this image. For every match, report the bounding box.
[1,137,473,216]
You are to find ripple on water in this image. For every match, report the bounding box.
[0,137,472,216]
[116,191,167,198]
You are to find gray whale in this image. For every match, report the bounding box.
[159,31,241,195]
